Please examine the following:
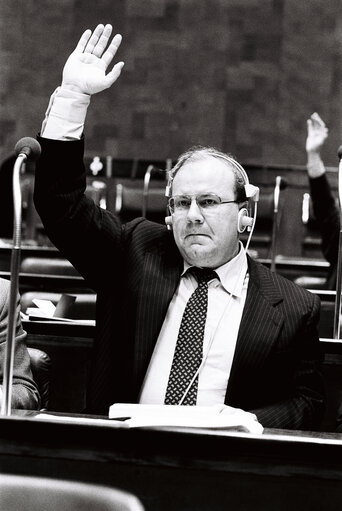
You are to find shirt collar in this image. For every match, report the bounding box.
[182,241,248,298]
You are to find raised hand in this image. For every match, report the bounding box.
[306,112,329,154]
[62,24,124,95]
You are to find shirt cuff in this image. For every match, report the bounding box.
[41,86,91,140]
[307,153,326,179]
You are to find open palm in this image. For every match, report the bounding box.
[62,24,124,95]
[306,112,328,153]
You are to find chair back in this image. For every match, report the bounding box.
[0,475,144,511]
[20,257,80,276]
[27,347,51,411]
[115,183,167,223]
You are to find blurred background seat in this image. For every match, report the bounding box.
[114,164,168,224]
[318,300,335,339]
[294,275,327,289]
[27,347,51,411]
[0,474,144,511]
[115,182,167,224]
[20,257,80,277]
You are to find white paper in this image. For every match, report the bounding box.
[109,403,264,434]
[32,298,56,316]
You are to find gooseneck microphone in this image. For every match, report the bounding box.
[270,176,287,272]
[14,137,42,161]
[333,145,342,340]
[1,137,41,416]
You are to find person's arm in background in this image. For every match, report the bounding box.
[0,279,40,409]
[34,24,125,290]
[306,112,339,269]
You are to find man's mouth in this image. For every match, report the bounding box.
[185,233,209,239]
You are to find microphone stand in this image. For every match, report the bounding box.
[333,146,342,340]
[142,165,155,217]
[142,165,167,219]
[1,154,26,416]
[270,176,281,273]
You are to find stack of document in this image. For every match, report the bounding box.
[22,296,95,325]
[109,403,264,434]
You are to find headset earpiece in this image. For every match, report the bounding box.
[165,215,173,231]
[237,208,253,233]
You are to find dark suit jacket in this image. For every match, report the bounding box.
[309,174,339,289]
[34,136,325,429]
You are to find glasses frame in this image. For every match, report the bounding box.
[168,193,238,215]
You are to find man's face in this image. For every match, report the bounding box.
[171,156,240,268]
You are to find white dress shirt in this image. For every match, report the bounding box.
[139,243,249,405]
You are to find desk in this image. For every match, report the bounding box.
[0,243,59,271]
[21,320,342,427]
[0,270,90,294]
[1,412,342,510]
[23,319,95,338]
[258,256,329,281]
[25,330,94,413]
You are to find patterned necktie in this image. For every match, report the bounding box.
[164,267,218,405]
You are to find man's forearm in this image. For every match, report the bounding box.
[307,151,326,179]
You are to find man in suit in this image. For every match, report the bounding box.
[306,112,338,289]
[34,24,325,429]
[0,278,40,409]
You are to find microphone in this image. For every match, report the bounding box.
[1,137,41,416]
[333,146,342,339]
[270,176,287,272]
[273,176,287,214]
[142,165,166,218]
[14,137,41,161]
[338,145,342,160]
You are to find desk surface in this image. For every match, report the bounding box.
[1,412,342,510]
[23,318,95,338]
[23,316,342,352]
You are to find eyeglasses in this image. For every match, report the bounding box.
[168,193,237,214]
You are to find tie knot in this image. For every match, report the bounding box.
[189,267,217,284]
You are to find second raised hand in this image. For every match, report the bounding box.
[62,23,124,95]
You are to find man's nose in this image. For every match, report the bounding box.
[186,198,204,223]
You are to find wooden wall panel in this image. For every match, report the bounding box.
[1,0,342,167]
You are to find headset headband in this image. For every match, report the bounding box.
[165,152,250,198]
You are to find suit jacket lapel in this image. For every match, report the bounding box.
[134,238,182,391]
[225,257,284,403]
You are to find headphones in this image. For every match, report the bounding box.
[164,153,259,235]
